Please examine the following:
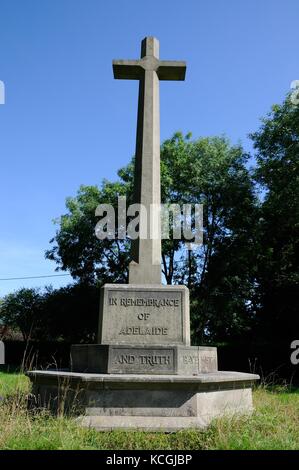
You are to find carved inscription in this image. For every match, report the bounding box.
[101,288,185,345]
[109,348,175,373]
[201,355,217,372]
[178,349,218,374]
[109,296,179,336]
[113,295,180,337]
[109,297,180,307]
[183,355,199,365]
[119,326,168,336]
[116,354,171,366]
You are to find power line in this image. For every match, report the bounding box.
[0,274,72,281]
[0,258,197,281]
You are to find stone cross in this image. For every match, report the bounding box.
[113,37,186,284]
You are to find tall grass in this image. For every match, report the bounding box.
[0,371,298,450]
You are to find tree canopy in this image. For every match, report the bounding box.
[251,96,299,342]
[45,133,258,343]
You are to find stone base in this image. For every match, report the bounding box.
[27,370,259,431]
[78,415,236,432]
[71,344,218,375]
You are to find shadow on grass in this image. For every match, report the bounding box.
[261,384,299,395]
[0,365,23,374]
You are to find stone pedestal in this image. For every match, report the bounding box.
[27,370,259,431]
[26,283,259,431]
[71,284,217,376]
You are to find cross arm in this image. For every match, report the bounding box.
[113,60,143,80]
[157,61,186,81]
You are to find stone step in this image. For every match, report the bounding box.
[79,415,209,432]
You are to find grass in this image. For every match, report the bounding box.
[0,370,30,397]
[0,370,298,450]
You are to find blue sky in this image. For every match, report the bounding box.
[0,0,298,297]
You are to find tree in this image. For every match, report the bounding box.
[46,133,258,343]
[0,285,100,343]
[42,284,99,343]
[159,133,259,342]
[0,288,44,341]
[251,96,299,341]
[46,181,132,284]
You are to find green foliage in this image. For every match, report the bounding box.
[46,183,131,284]
[251,96,299,341]
[0,288,44,341]
[45,133,258,343]
[160,133,258,342]
[41,284,99,342]
[0,285,99,343]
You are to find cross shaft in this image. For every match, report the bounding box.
[113,37,186,284]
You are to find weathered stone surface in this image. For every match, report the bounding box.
[26,370,259,430]
[79,416,208,431]
[71,344,218,375]
[0,341,4,365]
[108,346,176,374]
[27,369,259,385]
[113,37,186,285]
[80,388,253,431]
[177,346,218,375]
[98,284,190,346]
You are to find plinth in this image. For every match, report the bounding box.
[27,284,259,431]
[27,370,259,431]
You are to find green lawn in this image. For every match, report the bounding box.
[0,370,298,450]
[0,370,30,397]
